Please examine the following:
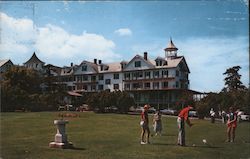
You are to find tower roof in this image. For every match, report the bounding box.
[23,52,45,65]
[164,38,178,51]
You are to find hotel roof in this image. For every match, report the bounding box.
[164,39,178,51]
[23,52,45,65]
[0,59,13,67]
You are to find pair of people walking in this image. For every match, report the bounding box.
[140,105,162,144]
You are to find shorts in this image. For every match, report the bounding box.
[141,122,149,130]
[227,122,237,128]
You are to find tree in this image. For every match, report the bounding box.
[1,66,42,111]
[221,66,248,112]
[223,66,246,92]
[85,91,135,113]
[177,90,195,110]
[115,91,135,113]
[1,66,66,112]
[195,66,248,117]
[195,92,221,119]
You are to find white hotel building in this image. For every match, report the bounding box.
[23,39,196,107]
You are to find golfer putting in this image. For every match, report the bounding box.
[177,105,194,146]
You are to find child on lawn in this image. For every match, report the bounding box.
[153,110,162,136]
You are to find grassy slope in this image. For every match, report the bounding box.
[1,112,250,159]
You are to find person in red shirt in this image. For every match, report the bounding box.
[140,104,150,144]
[177,105,194,146]
[227,106,237,142]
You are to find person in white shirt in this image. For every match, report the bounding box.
[210,108,215,123]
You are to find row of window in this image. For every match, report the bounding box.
[82,64,183,79]
[76,73,120,82]
[26,63,40,68]
[72,81,187,92]
[82,60,168,71]
[62,70,185,83]
[124,70,171,79]
[82,65,109,72]
[74,80,188,91]
[76,84,120,91]
[134,60,167,68]
[155,60,167,66]
[124,81,180,89]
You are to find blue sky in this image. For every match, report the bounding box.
[0,0,249,92]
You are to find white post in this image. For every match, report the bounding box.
[49,120,73,148]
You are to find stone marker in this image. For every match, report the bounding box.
[49,120,73,149]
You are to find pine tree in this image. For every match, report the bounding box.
[222,66,246,92]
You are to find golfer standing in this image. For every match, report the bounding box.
[140,104,150,144]
[177,106,194,146]
[227,107,237,142]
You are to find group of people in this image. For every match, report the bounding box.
[140,105,162,144]
[140,104,238,146]
[209,107,238,142]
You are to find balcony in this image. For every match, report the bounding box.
[123,77,175,82]
[124,87,131,91]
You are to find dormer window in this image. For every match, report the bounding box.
[121,63,127,69]
[135,61,141,67]
[101,65,109,71]
[155,57,166,66]
[156,60,163,66]
[82,65,87,71]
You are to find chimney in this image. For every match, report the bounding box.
[94,59,97,64]
[144,52,148,60]
[98,60,102,64]
[70,62,73,67]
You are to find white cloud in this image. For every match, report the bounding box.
[0,12,35,63]
[35,24,118,62]
[114,28,132,36]
[0,12,36,43]
[0,12,120,66]
[177,37,249,92]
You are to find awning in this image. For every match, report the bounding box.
[67,91,83,97]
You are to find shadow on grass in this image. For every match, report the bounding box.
[152,143,221,149]
[161,134,176,137]
[151,133,176,137]
[186,145,221,149]
[151,143,176,146]
[68,147,86,151]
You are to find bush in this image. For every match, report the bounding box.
[85,91,135,114]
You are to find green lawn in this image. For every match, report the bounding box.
[1,112,250,159]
